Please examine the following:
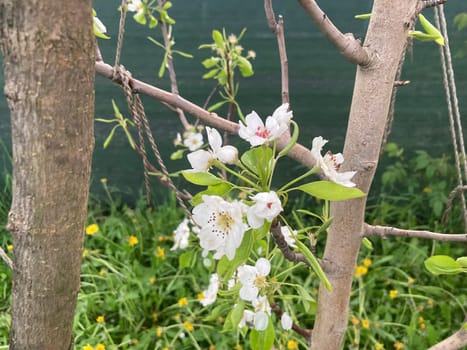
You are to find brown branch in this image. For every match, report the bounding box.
[363,224,467,242]
[297,0,371,66]
[422,0,448,10]
[0,246,13,270]
[428,326,467,350]
[264,0,289,105]
[270,302,312,342]
[157,0,190,130]
[95,60,317,169]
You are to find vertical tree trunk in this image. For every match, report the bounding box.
[310,1,420,349]
[0,1,95,349]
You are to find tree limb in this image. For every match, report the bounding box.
[297,0,371,66]
[0,246,13,269]
[363,224,467,242]
[95,60,317,169]
[428,326,467,350]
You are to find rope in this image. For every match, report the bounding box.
[115,0,128,68]
[434,6,467,228]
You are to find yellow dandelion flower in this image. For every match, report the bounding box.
[128,235,139,247]
[197,292,205,301]
[152,311,159,322]
[149,277,156,284]
[363,258,372,267]
[96,315,105,324]
[85,224,99,235]
[418,304,425,311]
[389,290,399,299]
[158,235,168,242]
[100,178,108,184]
[82,345,94,350]
[427,299,434,307]
[174,313,181,321]
[418,316,425,324]
[132,339,139,345]
[351,317,360,326]
[420,322,426,330]
[287,340,299,350]
[423,187,432,193]
[394,342,404,350]
[95,344,105,350]
[156,326,163,337]
[82,249,89,258]
[155,246,165,259]
[234,344,243,350]
[178,297,188,307]
[354,265,368,278]
[162,347,169,350]
[375,343,384,350]
[362,319,371,329]
[407,277,415,284]
[99,268,107,276]
[184,320,194,332]
[7,244,13,251]
[209,345,215,350]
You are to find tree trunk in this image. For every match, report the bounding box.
[0,1,95,349]
[310,0,420,349]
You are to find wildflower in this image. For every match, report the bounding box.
[199,273,219,307]
[281,312,293,330]
[156,326,163,337]
[95,344,105,350]
[423,187,432,193]
[155,246,165,259]
[7,244,13,251]
[99,268,107,276]
[287,340,299,350]
[209,345,215,350]
[310,136,356,187]
[183,131,204,151]
[238,104,292,147]
[149,277,156,284]
[407,277,415,284]
[192,195,248,260]
[82,249,89,258]
[96,315,105,324]
[362,319,370,329]
[178,297,188,307]
[82,345,94,350]
[389,290,399,299]
[183,320,194,332]
[351,317,360,326]
[375,343,384,350]
[393,342,404,350]
[363,258,372,267]
[427,299,434,307]
[247,50,256,59]
[281,226,298,249]
[354,265,368,278]
[238,258,271,302]
[171,218,190,251]
[187,127,238,171]
[252,295,271,330]
[100,177,108,184]
[246,191,283,229]
[128,235,139,247]
[228,34,238,44]
[85,224,99,235]
[152,311,158,322]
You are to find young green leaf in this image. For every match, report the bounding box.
[295,181,366,201]
[295,239,332,291]
[212,30,224,49]
[250,317,275,350]
[237,56,254,77]
[424,255,464,275]
[182,171,225,186]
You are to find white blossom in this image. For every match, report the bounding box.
[252,296,271,331]
[237,258,271,302]
[281,226,297,249]
[199,273,219,307]
[310,136,357,187]
[238,104,292,147]
[281,312,293,330]
[247,191,283,229]
[170,218,191,251]
[192,195,248,260]
[238,310,255,328]
[187,127,238,171]
[127,0,144,15]
[183,132,204,151]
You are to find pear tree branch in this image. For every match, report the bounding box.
[297,0,371,66]
[428,325,467,350]
[363,224,467,242]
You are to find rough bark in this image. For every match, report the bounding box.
[0,0,95,349]
[310,0,420,349]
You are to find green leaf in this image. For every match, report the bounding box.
[454,13,467,31]
[212,30,224,49]
[170,149,185,160]
[208,100,229,112]
[250,317,275,350]
[277,120,299,158]
[418,13,444,46]
[179,251,196,269]
[103,125,118,149]
[296,181,366,201]
[237,56,254,77]
[355,13,371,19]
[181,171,225,186]
[456,256,467,268]
[202,69,220,80]
[160,10,175,24]
[202,57,220,69]
[295,239,332,291]
[190,182,233,206]
[241,146,273,182]
[217,231,254,281]
[229,300,245,329]
[133,11,147,25]
[362,237,373,250]
[424,255,464,275]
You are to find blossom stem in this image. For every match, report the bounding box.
[215,162,259,189]
[278,167,320,192]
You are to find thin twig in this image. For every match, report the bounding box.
[363,224,467,242]
[95,60,317,169]
[0,247,13,270]
[422,0,448,10]
[297,0,371,66]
